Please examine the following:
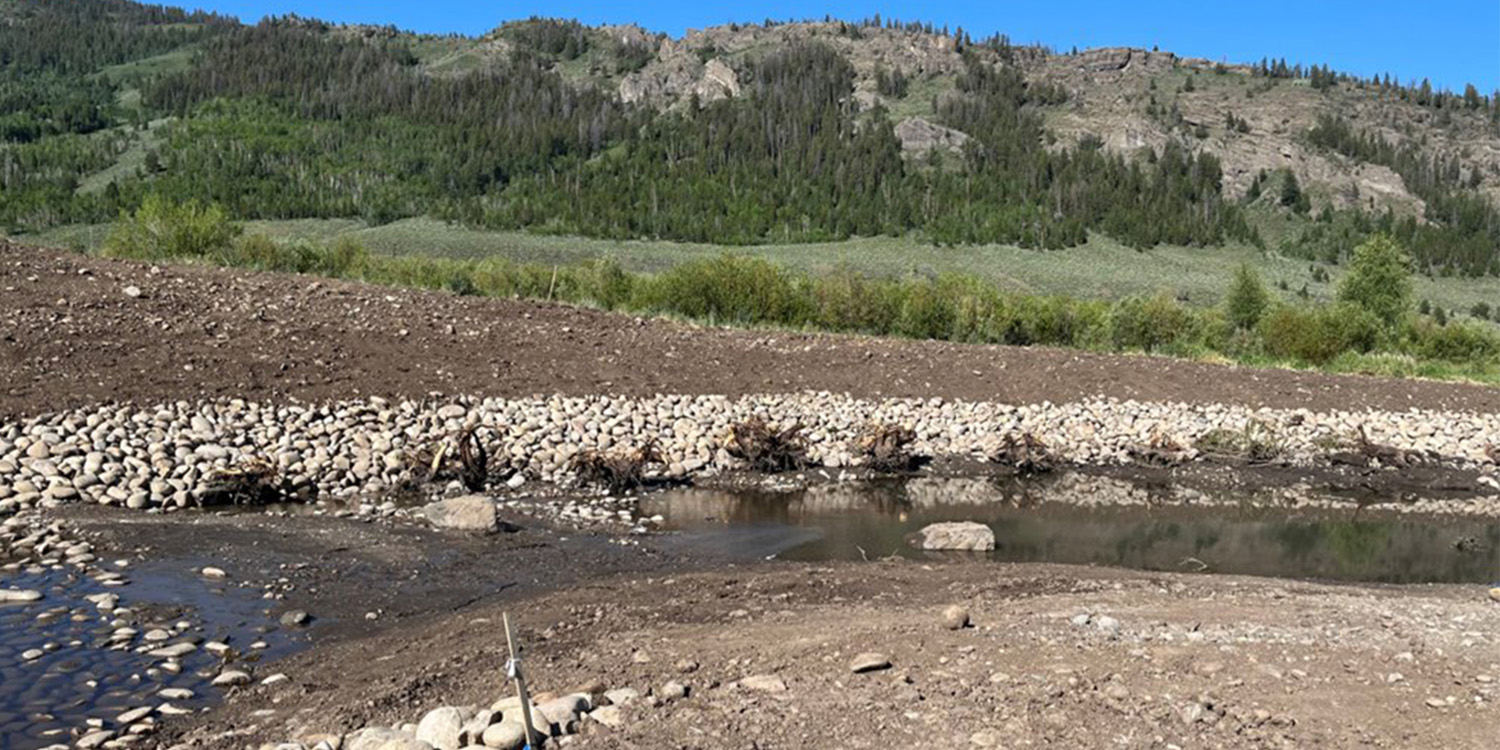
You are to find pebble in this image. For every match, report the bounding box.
[588,705,624,728]
[942,604,971,630]
[212,670,252,687]
[0,588,43,602]
[850,652,893,673]
[147,642,197,659]
[603,688,640,706]
[280,610,311,627]
[740,674,788,693]
[201,567,228,579]
[116,706,153,724]
[658,681,689,701]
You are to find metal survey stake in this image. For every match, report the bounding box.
[503,613,542,749]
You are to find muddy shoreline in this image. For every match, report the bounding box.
[2,453,1497,749]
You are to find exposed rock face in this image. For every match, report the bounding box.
[895,117,970,154]
[912,521,995,551]
[1075,47,1136,72]
[696,58,740,101]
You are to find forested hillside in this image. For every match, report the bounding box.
[3,0,1498,272]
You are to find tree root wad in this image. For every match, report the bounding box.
[989,432,1055,476]
[724,417,813,473]
[570,439,664,493]
[857,424,924,472]
[199,458,314,506]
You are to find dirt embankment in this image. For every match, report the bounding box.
[5,241,1500,420]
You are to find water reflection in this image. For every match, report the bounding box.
[642,476,1500,584]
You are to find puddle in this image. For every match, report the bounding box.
[0,560,307,749]
[641,476,1500,584]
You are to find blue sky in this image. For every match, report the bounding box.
[187,1,1499,92]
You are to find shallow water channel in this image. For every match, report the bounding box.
[0,559,306,749]
[642,475,1500,584]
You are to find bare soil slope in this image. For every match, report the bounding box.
[4,242,1500,420]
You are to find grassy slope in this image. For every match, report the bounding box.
[20,216,1500,322]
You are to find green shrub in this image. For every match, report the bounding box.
[579,257,635,310]
[1337,234,1412,327]
[807,267,902,334]
[1258,303,1381,365]
[319,236,370,277]
[1402,318,1500,362]
[1109,294,1197,351]
[639,254,809,326]
[102,195,241,262]
[1225,263,1271,330]
[894,277,958,340]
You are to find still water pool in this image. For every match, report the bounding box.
[642,475,1500,584]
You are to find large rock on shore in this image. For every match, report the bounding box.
[415,706,470,750]
[346,727,434,750]
[912,522,995,551]
[421,496,497,533]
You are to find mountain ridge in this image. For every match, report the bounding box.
[2,2,1498,273]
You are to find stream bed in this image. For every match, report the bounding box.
[0,557,307,749]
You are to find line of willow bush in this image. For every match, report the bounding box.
[98,197,1500,380]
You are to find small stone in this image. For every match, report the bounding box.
[280,610,312,627]
[21,648,43,661]
[970,730,1002,747]
[942,604,970,630]
[117,706,153,724]
[1095,615,1121,636]
[212,670,252,687]
[1192,661,1225,678]
[77,729,115,749]
[1425,697,1448,708]
[850,652,892,673]
[201,567,228,579]
[261,673,290,687]
[659,681,689,701]
[158,688,195,700]
[123,285,143,298]
[0,589,42,602]
[588,705,625,728]
[740,674,788,693]
[603,688,640,706]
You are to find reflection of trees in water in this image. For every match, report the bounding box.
[1325,522,1390,573]
[647,477,1500,582]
